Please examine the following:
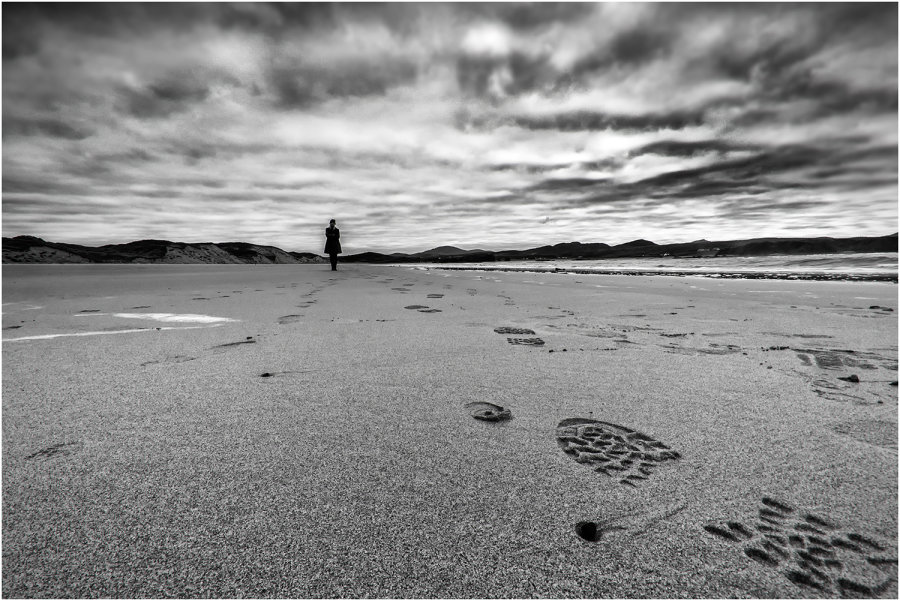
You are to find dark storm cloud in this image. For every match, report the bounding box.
[778,81,898,119]
[467,2,595,30]
[270,58,419,108]
[2,176,89,197]
[512,110,706,133]
[570,25,676,78]
[528,177,612,192]
[606,25,674,66]
[489,162,573,174]
[629,140,761,158]
[2,117,92,140]
[0,2,343,44]
[95,149,158,164]
[533,137,897,209]
[118,76,211,118]
[1,19,40,61]
[1,2,217,36]
[457,106,709,134]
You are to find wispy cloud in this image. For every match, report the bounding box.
[3,2,896,253]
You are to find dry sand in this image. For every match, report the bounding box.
[2,263,897,598]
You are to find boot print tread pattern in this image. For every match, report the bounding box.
[704,497,898,597]
[555,418,681,486]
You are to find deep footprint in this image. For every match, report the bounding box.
[575,521,602,542]
[555,418,680,485]
[494,326,536,335]
[508,337,545,346]
[212,338,257,349]
[465,401,512,422]
[703,497,898,597]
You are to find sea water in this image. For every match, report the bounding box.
[404,253,898,281]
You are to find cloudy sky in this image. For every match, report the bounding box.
[3,3,897,254]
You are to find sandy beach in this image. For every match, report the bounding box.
[2,263,897,598]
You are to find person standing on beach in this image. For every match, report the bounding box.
[324,219,341,270]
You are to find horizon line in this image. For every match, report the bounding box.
[4,231,898,257]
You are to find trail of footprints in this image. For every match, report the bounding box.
[402,291,444,313]
[121,275,900,597]
[704,497,897,596]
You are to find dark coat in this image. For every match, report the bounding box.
[324,227,341,254]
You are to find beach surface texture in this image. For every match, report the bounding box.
[2,264,897,598]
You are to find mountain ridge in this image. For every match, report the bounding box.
[3,233,897,264]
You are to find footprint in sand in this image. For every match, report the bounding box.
[795,349,883,371]
[493,326,544,345]
[827,307,896,319]
[141,355,197,367]
[465,401,512,422]
[25,441,83,461]
[555,418,680,487]
[494,326,536,335]
[211,337,257,349]
[662,343,743,355]
[258,370,315,379]
[507,337,545,346]
[788,348,897,404]
[704,497,898,597]
[404,305,442,313]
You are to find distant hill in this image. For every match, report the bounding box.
[3,233,896,264]
[412,246,490,258]
[2,236,325,264]
[340,233,897,263]
[615,239,657,248]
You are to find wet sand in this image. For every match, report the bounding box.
[2,264,897,598]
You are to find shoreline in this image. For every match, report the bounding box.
[419,264,899,283]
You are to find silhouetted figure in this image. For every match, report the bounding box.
[324,219,341,270]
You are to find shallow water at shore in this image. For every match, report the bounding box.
[403,252,899,281]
